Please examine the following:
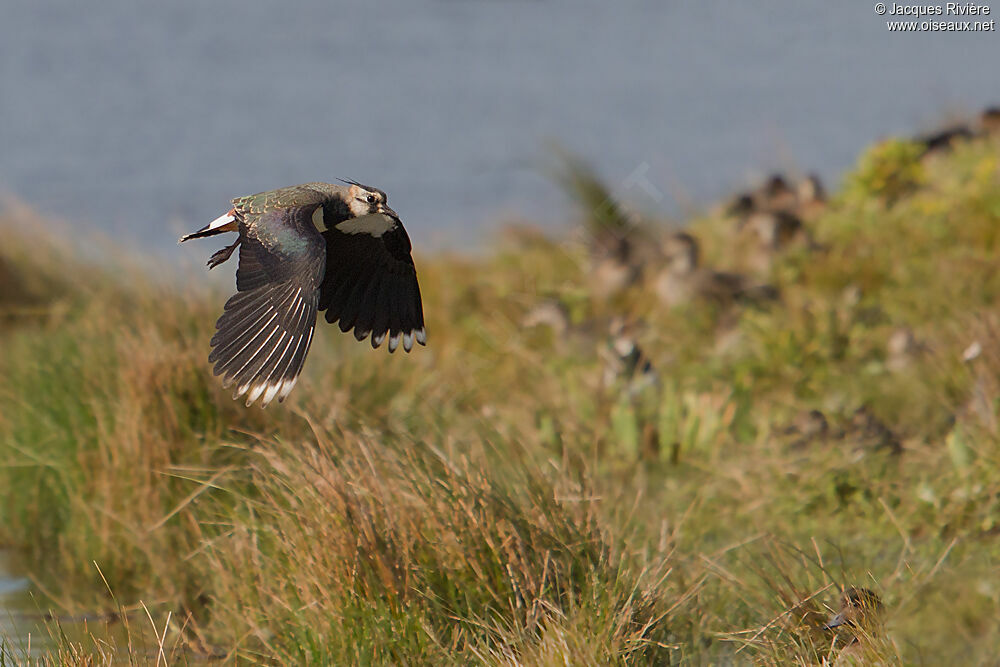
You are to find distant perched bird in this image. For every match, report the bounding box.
[727,172,827,221]
[724,193,757,219]
[917,124,975,157]
[797,173,826,205]
[823,587,886,666]
[180,181,425,407]
[782,409,831,450]
[519,300,657,396]
[737,209,814,274]
[848,406,903,456]
[725,173,799,218]
[885,326,926,372]
[795,172,827,218]
[760,173,798,211]
[602,317,658,394]
[740,209,806,249]
[654,232,777,308]
[823,588,883,632]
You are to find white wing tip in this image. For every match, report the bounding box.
[260,382,282,408]
[244,383,267,407]
[382,329,424,353]
[230,376,299,407]
[233,382,249,401]
[277,376,299,402]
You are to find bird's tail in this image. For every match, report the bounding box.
[179,210,238,243]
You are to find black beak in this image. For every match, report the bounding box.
[381,205,400,222]
[822,611,847,630]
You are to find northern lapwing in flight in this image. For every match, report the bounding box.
[180,181,425,407]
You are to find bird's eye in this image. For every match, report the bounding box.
[366,194,377,204]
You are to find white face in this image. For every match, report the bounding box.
[347,184,389,218]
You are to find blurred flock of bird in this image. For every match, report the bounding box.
[516,106,1000,457]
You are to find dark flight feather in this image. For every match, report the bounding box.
[319,222,424,351]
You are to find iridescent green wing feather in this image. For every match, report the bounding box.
[231,182,330,216]
[210,199,327,407]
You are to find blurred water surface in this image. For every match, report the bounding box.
[1,1,998,254]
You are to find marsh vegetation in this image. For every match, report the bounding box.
[2,132,1000,664]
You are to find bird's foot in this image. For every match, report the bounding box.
[207,239,240,269]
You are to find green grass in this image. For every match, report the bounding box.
[1,133,999,664]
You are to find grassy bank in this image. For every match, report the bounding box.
[1,133,999,664]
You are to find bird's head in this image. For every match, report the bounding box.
[823,587,883,633]
[342,180,398,221]
[662,232,699,275]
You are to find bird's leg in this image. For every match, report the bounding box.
[207,238,241,269]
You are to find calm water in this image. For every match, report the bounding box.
[0,550,42,657]
[1,1,998,255]
[0,551,160,660]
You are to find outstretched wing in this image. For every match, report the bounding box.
[209,206,325,407]
[318,214,426,353]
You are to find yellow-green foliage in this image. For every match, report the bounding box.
[1,134,999,664]
[843,138,927,205]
